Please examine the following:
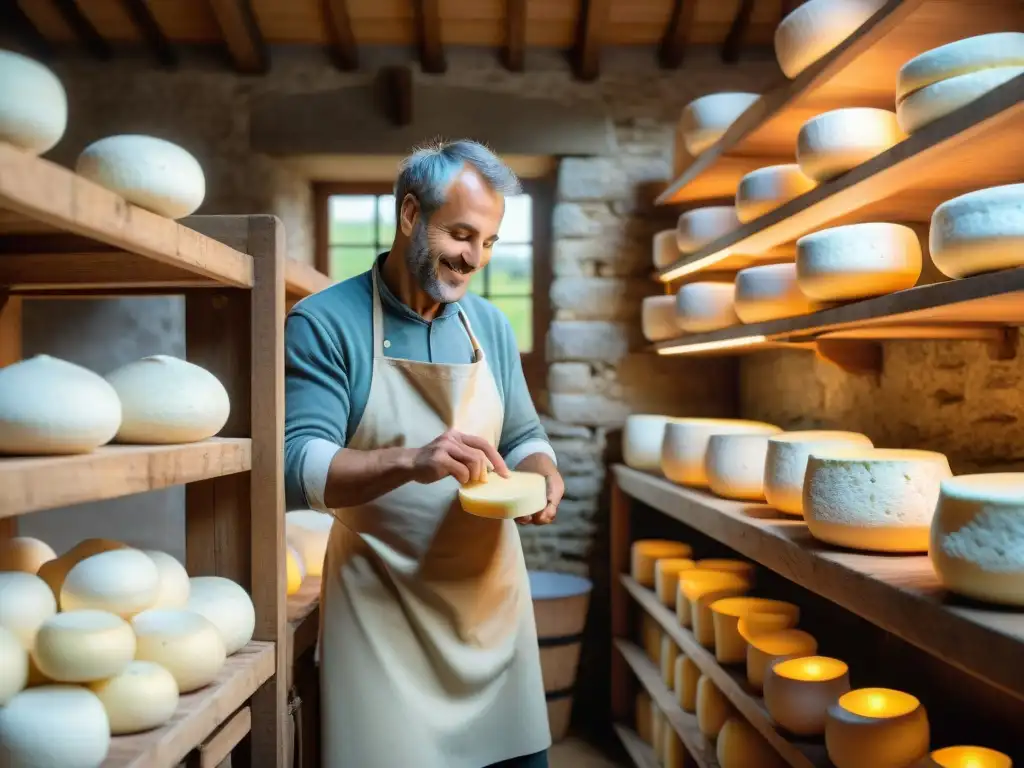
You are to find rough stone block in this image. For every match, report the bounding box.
[564,472,605,500]
[550,393,632,428]
[547,321,634,363]
[552,202,618,238]
[548,362,593,394]
[552,237,651,278]
[551,277,654,320]
[539,416,591,440]
[557,157,629,202]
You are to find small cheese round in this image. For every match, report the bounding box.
[696,675,733,739]
[0,537,57,574]
[104,355,230,444]
[680,92,760,156]
[132,609,226,693]
[929,183,1024,279]
[0,355,122,456]
[186,576,255,656]
[654,557,695,607]
[745,628,819,693]
[635,691,653,743]
[0,626,28,705]
[897,32,1024,101]
[653,229,681,269]
[623,415,673,472]
[734,263,823,324]
[0,50,67,155]
[286,510,334,579]
[458,471,547,520]
[796,222,922,301]
[641,613,663,665]
[32,610,136,683]
[144,550,191,608]
[709,597,799,664]
[736,164,817,223]
[37,538,128,602]
[88,660,179,735]
[679,569,752,639]
[660,636,680,690]
[764,431,874,516]
[825,688,930,768]
[676,206,741,254]
[927,747,1013,768]
[675,282,739,333]
[630,540,693,587]
[718,717,787,768]
[673,654,700,713]
[774,0,887,79]
[897,66,1024,135]
[286,546,305,596]
[804,448,952,553]
[60,548,161,619]
[0,686,110,768]
[796,108,904,182]
[661,418,780,488]
[642,295,680,342]
[930,473,1024,606]
[663,726,688,768]
[0,571,57,649]
[651,705,665,761]
[75,135,206,219]
[764,656,851,737]
[706,430,784,501]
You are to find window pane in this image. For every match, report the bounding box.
[377,194,396,245]
[467,266,486,295]
[492,297,532,352]
[489,245,532,296]
[330,246,378,281]
[328,195,376,244]
[499,194,532,243]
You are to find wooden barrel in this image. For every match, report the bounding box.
[528,570,593,743]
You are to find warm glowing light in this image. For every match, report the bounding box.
[679,569,751,601]
[930,746,1012,768]
[657,334,768,355]
[839,688,920,719]
[774,656,848,682]
[694,559,755,577]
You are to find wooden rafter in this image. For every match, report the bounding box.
[323,0,358,70]
[51,0,111,60]
[118,0,177,68]
[413,0,445,74]
[658,0,696,69]
[501,0,527,72]
[2,2,54,60]
[377,66,413,127]
[573,0,611,81]
[721,0,755,63]
[208,0,268,74]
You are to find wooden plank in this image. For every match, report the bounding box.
[194,707,251,768]
[573,0,611,81]
[0,439,251,519]
[610,479,631,722]
[614,724,659,768]
[207,0,268,74]
[51,0,111,59]
[323,0,358,70]
[285,260,333,308]
[623,576,829,768]
[502,0,527,72]
[413,0,446,73]
[0,1,54,59]
[613,465,1024,704]
[658,0,696,69]
[0,294,19,539]
[721,0,754,63]
[0,249,218,291]
[118,0,177,67]
[103,642,274,768]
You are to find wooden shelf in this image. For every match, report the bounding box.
[656,0,1024,208]
[285,259,333,304]
[616,638,719,768]
[0,143,253,292]
[613,465,1024,704]
[0,438,252,519]
[287,575,321,675]
[614,724,659,768]
[104,641,275,768]
[622,576,829,768]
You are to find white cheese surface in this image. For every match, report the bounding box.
[623,415,673,472]
[897,66,1024,134]
[774,0,886,78]
[675,282,739,333]
[734,263,823,324]
[0,686,111,768]
[763,431,874,516]
[60,549,161,619]
[705,431,783,501]
[132,608,226,693]
[0,572,57,650]
[88,660,179,735]
[929,183,1024,279]
[661,419,780,488]
[676,206,741,254]
[186,576,255,656]
[897,32,1024,101]
[736,164,816,223]
[32,610,136,683]
[642,295,681,342]
[681,93,760,156]
[796,108,904,182]
[0,50,67,155]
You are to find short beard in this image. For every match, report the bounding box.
[406,219,464,304]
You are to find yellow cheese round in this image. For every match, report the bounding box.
[897,66,1024,134]
[705,429,784,502]
[930,473,1024,606]
[796,108,903,182]
[736,164,817,223]
[286,545,305,596]
[651,705,665,761]
[0,625,28,706]
[88,660,179,735]
[681,92,760,156]
[661,418,780,488]
[681,570,751,645]
[764,656,851,737]
[745,628,818,693]
[676,206,741,254]
[804,448,952,553]
[927,746,1012,768]
[60,548,161,619]
[0,537,57,574]
[0,571,57,649]
[796,222,922,301]
[660,635,680,690]
[897,33,1024,101]
[186,576,255,656]
[654,557,695,607]
[636,690,653,743]
[693,559,755,579]
[36,538,128,603]
[0,686,111,767]
[623,415,674,472]
[764,431,875,516]
[663,725,688,768]
[631,540,692,587]
[717,717,787,768]
[132,609,226,693]
[144,550,191,608]
[696,675,733,738]
[285,510,333,579]
[641,612,663,665]
[654,229,681,269]
[709,597,799,664]
[642,295,681,342]
[774,0,886,78]
[673,654,700,713]
[929,183,1024,279]
[33,609,136,683]
[458,470,547,520]
[734,263,824,324]
[675,282,739,333]
[825,688,930,768]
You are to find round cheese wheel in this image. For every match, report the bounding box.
[104,355,230,444]
[285,510,333,579]
[796,222,922,301]
[696,675,733,738]
[458,471,547,519]
[897,66,1024,135]
[641,295,680,342]
[144,550,191,608]
[660,635,680,690]
[186,576,255,656]
[75,135,206,219]
[635,691,653,744]
[927,747,1012,768]
[764,656,851,737]
[796,108,904,182]
[717,717,787,768]
[685,571,752,647]
[736,164,817,223]
[710,597,799,665]
[676,206,741,254]
[0,50,67,155]
[663,725,688,768]
[897,32,1024,101]
[286,546,305,596]
[929,183,1024,279]
[825,688,930,768]
[37,538,128,602]
[734,263,823,323]
[651,705,665,761]
[654,557,695,607]
[0,355,121,456]
[0,537,57,574]
[745,627,818,693]
[88,660,179,735]
[33,610,135,683]
[653,229,681,269]
[804,448,952,552]
[673,654,699,713]
[61,549,161,618]
[764,431,874,516]
[705,430,784,501]
[680,92,760,156]
[675,282,739,333]
[0,686,110,767]
[0,626,28,706]
[661,418,780,488]
[0,572,57,649]
[630,540,692,587]
[930,473,1024,606]
[641,613,662,665]
[132,609,226,692]
[774,0,887,79]
[623,415,673,472]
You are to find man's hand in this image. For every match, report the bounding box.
[408,430,510,485]
[514,453,562,526]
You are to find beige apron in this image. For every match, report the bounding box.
[318,266,551,768]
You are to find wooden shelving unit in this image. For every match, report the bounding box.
[613,724,659,768]
[0,142,288,768]
[285,258,334,312]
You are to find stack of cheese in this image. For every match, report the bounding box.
[929,183,1024,280]
[0,537,256,767]
[285,510,334,595]
[679,92,760,157]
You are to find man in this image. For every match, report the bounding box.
[284,139,562,768]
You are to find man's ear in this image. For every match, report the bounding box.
[399,193,419,236]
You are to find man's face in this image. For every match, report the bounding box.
[404,168,504,304]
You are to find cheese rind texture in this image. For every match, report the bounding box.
[804,448,952,552]
[796,108,903,182]
[696,676,733,738]
[896,66,1024,134]
[764,431,874,516]
[763,656,851,737]
[623,415,673,472]
[774,0,887,79]
[681,92,760,156]
[717,717,788,768]
[132,608,226,692]
[0,626,27,706]
[825,689,930,768]
[0,572,58,650]
[642,296,681,342]
[674,654,699,713]
[458,470,547,519]
[0,50,67,155]
[60,549,161,619]
[654,557,695,607]
[88,660,179,735]
[676,206,741,254]
[929,183,1024,279]
[144,550,191,609]
[186,576,255,656]
[706,431,784,501]
[631,539,693,587]
[653,229,681,269]
[661,418,780,488]
[675,282,739,333]
[0,686,111,768]
[746,628,818,692]
[32,610,136,683]
[734,263,823,323]
[736,164,817,223]
[897,32,1024,101]
[0,537,57,575]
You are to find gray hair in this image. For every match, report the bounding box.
[394,139,521,220]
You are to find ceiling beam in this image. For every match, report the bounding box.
[2,2,54,60]
[207,0,268,74]
[51,0,112,60]
[501,0,527,72]
[323,0,358,70]
[721,0,754,63]
[413,0,445,74]
[118,0,177,68]
[573,0,611,81]
[658,0,696,69]
[377,66,414,127]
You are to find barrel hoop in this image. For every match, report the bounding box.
[544,686,575,701]
[537,632,584,648]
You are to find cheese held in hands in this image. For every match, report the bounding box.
[458,471,547,520]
